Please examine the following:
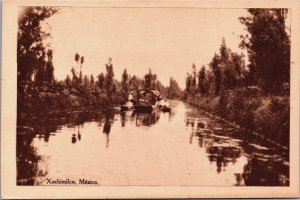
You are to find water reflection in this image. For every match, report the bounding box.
[103,111,115,148]
[207,145,241,173]
[135,111,160,127]
[17,100,289,186]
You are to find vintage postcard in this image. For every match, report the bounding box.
[1,0,300,199]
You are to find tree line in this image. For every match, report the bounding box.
[184,9,290,147]
[17,7,183,111]
[185,38,247,97]
[185,9,290,97]
[62,54,182,104]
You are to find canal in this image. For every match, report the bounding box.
[17,100,289,186]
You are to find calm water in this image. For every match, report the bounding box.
[17,100,289,186]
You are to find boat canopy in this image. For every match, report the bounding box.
[138,89,160,97]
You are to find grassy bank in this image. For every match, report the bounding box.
[17,82,122,113]
[185,87,290,148]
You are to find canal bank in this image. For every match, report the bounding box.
[184,87,290,149]
[17,82,123,113]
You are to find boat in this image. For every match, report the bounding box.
[134,89,160,113]
[122,89,171,113]
[159,99,171,112]
[134,104,155,113]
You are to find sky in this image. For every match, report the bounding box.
[41,7,249,88]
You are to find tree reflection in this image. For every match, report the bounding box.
[16,128,46,185]
[78,129,81,141]
[207,145,241,173]
[121,112,126,127]
[17,111,102,184]
[71,125,81,144]
[103,111,115,148]
[184,110,289,186]
[234,173,245,186]
[134,111,160,127]
[17,102,289,186]
[71,134,77,143]
[237,157,288,186]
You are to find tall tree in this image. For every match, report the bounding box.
[214,67,222,95]
[65,75,71,88]
[191,63,197,93]
[121,69,129,92]
[35,51,46,84]
[105,57,115,98]
[219,38,230,62]
[90,74,95,88]
[83,75,90,88]
[168,77,182,99]
[129,75,141,93]
[239,9,290,93]
[44,50,54,83]
[185,73,192,94]
[78,71,83,85]
[18,7,58,83]
[144,69,157,89]
[198,66,206,95]
[74,53,80,76]
[209,53,222,95]
[97,72,105,90]
[121,69,129,100]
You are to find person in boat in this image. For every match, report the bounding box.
[137,90,147,105]
[128,91,135,104]
[135,89,159,106]
[128,91,133,101]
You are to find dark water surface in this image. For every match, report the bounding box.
[17,100,289,186]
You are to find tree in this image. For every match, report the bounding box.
[185,73,192,94]
[222,62,236,90]
[44,50,54,83]
[239,9,290,93]
[65,75,71,88]
[144,69,157,89]
[78,71,83,85]
[191,63,197,93]
[83,75,90,88]
[74,53,80,76]
[168,77,182,99]
[219,38,230,62]
[231,52,244,76]
[231,52,246,87]
[35,51,46,84]
[198,66,206,95]
[18,7,58,83]
[214,67,222,95]
[206,70,214,94]
[121,69,129,100]
[129,75,140,94]
[105,57,115,99]
[80,56,85,71]
[209,53,222,95]
[217,38,239,90]
[97,73,105,90]
[121,69,129,91]
[90,74,95,88]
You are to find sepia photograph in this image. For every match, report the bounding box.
[1,0,300,199]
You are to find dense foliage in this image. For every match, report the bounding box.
[18,7,58,84]
[18,7,180,113]
[239,9,290,93]
[184,9,290,147]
